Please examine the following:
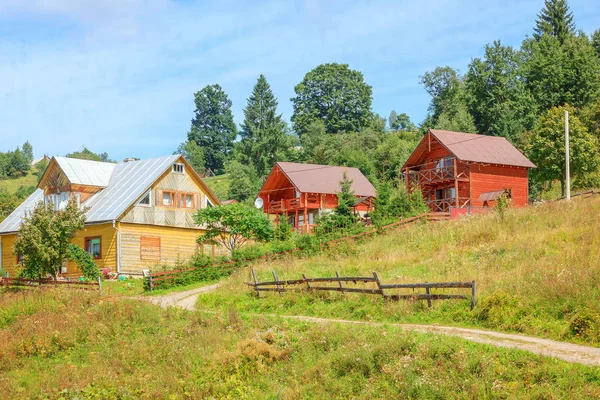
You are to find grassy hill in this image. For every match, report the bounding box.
[1,289,599,398]
[203,174,231,201]
[0,169,38,194]
[198,195,600,346]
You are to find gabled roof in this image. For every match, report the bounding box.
[403,130,536,169]
[54,156,116,187]
[268,162,376,197]
[0,154,218,235]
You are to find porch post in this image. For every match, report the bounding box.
[454,158,459,209]
[295,209,299,229]
[405,167,410,192]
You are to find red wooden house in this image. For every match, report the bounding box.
[402,130,536,217]
[258,162,376,232]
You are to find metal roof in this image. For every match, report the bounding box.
[0,189,44,234]
[0,155,180,234]
[276,162,376,197]
[84,155,179,222]
[54,156,116,187]
[478,189,509,202]
[403,130,536,169]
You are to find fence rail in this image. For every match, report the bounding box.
[247,269,476,309]
[0,277,102,294]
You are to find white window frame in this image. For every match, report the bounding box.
[136,189,152,207]
[172,163,185,174]
[205,196,214,208]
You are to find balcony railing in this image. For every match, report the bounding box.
[268,195,320,213]
[428,197,471,212]
[404,157,469,190]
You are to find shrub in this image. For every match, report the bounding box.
[568,309,600,341]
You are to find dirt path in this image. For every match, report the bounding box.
[145,286,600,367]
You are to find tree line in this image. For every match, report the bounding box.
[179,0,600,201]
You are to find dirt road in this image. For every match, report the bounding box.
[145,285,600,367]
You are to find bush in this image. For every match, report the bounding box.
[568,309,600,341]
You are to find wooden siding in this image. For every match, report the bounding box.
[120,163,211,228]
[0,223,117,277]
[470,164,529,207]
[119,223,221,274]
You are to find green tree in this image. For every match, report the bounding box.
[187,84,237,174]
[238,75,289,176]
[334,172,356,219]
[0,188,17,222]
[65,147,108,162]
[22,141,34,164]
[592,29,600,58]
[194,202,274,255]
[534,0,575,44]
[8,147,30,177]
[35,158,49,183]
[225,160,261,202]
[176,140,205,175]
[522,34,600,111]
[388,110,399,130]
[525,105,600,196]
[291,63,373,135]
[465,41,537,143]
[13,198,87,280]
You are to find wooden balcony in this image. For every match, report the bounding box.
[405,157,469,191]
[268,194,320,214]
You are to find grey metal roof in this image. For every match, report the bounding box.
[0,189,44,234]
[54,156,116,187]
[84,155,179,222]
[0,155,180,234]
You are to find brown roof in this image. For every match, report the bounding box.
[403,130,536,169]
[276,162,376,197]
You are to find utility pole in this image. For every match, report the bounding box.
[565,110,571,200]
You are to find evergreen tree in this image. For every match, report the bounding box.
[22,141,33,164]
[187,84,237,174]
[592,29,600,58]
[175,140,205,175]
[238,75,288,177]
[388,110,399,130]
[534,0,575,44]
[334,172,356,219]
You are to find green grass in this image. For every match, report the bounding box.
[203,173,230,201]
[1,289,600,399]
[198,196,600,346]
[0,169,38,194]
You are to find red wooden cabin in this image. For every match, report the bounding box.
[258,162,376,233]
[402,130,536,218]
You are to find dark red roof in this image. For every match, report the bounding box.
[274,162,376,197]
[403,130,536,169]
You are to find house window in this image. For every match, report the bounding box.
[16,254,24,264]
[172,163,184,174]
[180,193,194,209]
[446,187,456,199]
[162,191,177,207]
[137,190,151,206]
[140,236,161,260]
[436,157,453,169]
[85,236,102,259]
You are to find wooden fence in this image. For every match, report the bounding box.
[553,189,599,202]
[0,277,103,294]
[247,269,476,309]
[147,214,431,291]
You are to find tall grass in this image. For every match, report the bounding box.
[198,196,600,345]
[1,289,600,399]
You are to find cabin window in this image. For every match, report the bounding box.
[137,190,151,206]
[436,157,453,169]
[172,163,185,174]
[162,191,177,207]
[446,187,456,199]
[140,236,161,261]
[85,236,102,259]
[16,254,24,264]
[180,193,194,209]
[45,192,70,211]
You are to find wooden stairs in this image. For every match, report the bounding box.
[426,212,451,222]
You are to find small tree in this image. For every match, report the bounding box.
[194,203,274,255]
[495,193,510,221]
[14,198,87,280]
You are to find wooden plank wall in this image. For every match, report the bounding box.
[470,165,529,207]
[0,234,18,276]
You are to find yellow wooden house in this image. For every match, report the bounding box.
[0,155,220,277]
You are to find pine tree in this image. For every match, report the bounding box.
[534,0,575,44]
[238,75,288,177]
[388,110,399,130]
[334,172,356,219]
[22,141,34,164]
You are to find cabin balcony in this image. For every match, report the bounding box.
[267,194,321,214]
[405,157,469,190]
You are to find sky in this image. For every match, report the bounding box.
[0,0,598,161]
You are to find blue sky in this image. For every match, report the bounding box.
[0,0,598,161]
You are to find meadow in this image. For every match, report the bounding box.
[198,196,600,346]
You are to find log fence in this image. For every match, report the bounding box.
[247,269,476,309]
[0,276,102,294]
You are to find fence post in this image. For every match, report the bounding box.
[149,274,153,292]
[302,273,311,291]
[471,280,476,310]
[97,276,103,296]
[273,270,282,296]
[335,271,345,295]
[425,284,432,308]
[252,268,260,298]
[373,272,384,298]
